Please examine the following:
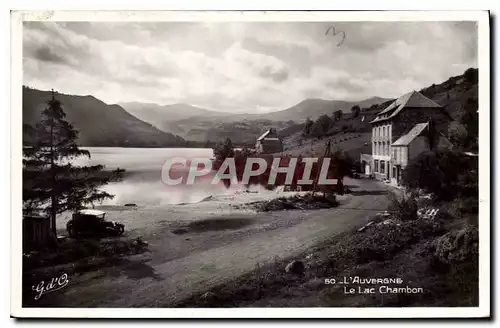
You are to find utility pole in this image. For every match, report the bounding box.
[312,139,331,196]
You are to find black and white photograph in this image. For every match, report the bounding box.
[10,10,490,318]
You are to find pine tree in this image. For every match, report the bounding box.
[23,90,121,236]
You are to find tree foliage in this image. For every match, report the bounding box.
[332,110,343,121]
[351,105,361,118]
[464,67,478,84]
[213,137,235,169]
[310,114,333,139]
[329,149,355,181]
[302,117,314,137]
[401,150,478,201]
[23,91,122,235]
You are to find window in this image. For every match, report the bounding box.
[374,160,379,173]
[392,166,396,178]
[393,148,397,160]
[382,126,386,138]
[380,161,385,174]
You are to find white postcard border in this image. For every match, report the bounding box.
[10,10,490,318]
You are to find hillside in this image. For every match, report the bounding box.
[120,96,390,143]
[280,106,391,158]
[23,87,187,147]
[420,68,478,121]
[281,67,478,159]
[259,96,391,122]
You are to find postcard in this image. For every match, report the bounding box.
[10,10,490,318]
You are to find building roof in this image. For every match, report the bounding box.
[392,123,430,146]
[370,91,442,124]
[79,209,106,216]
[257,129,280,141]
[360,153,373,162]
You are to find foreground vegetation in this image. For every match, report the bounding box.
[176,149,479,307]
[22,236,150,306]
[176,198,477,307]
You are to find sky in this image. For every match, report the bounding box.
[23,21,477,114]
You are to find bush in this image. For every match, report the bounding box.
[388,192,418,221]
[464,68,478,84]
[213,138,235,169]
[402,150,478,201]
[434,225,478,265]
[331,219,446,265]
[450,197,479,217]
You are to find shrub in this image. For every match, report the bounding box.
[402,150,478,201]
[450,197,479,217]
[434,225,478,265]
[332,219,445,265]
[388,192,418,221]
[464,68,478,84]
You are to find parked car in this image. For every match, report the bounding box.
[66,209,124,238]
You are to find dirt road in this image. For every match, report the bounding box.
[33,178,390,307]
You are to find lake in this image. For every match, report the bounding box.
[75,147,230,206]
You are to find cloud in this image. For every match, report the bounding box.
[23,21,478,114]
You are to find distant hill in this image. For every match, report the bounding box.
[119,102,230,128]
[258,96,391,121]
[23,87,186,147]
[119,96,390,143]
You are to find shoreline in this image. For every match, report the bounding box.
[33,178,390,307]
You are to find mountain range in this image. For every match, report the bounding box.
[118,96,391,141]
[22,67,476,148]
[22,87,186,147]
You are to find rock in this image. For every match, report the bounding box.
[199,195,214,202]
[132,237,147,247]
[200,292,216,300]
[171,228,188,235]
[285,260,306,275]
[303,277,324,290]
[377,211,391,218]
[358,221,374,232]
[435,225,478,264]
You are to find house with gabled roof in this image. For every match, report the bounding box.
[391,122,453,185]
[361,90,452,184]
[255,128,283,154]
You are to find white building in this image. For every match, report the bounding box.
[361,90,453,185]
